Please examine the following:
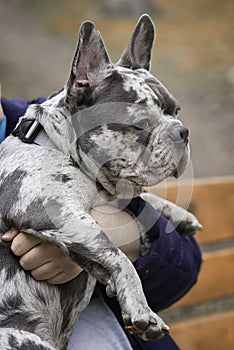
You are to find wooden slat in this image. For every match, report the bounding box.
[170,311,234,350]
[169,247,234,309]
[147,177,234,349]
[147,177,234,245]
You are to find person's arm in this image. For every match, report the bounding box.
[2,205,141,284]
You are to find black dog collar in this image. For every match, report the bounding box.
[12,118,58,150]
[12,119,42,143]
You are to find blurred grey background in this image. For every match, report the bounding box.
[0,0,233,179]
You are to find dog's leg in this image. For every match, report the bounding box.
[28,207,169,341]
[141,192,202,235]
[0,328,57,350]
[69,240,169,340]
[0,240,96,349]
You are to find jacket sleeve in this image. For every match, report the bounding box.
[0,114,7,143]
[1,97,46,137]
[126,196,202,311]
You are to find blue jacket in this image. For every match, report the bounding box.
[1,97,202,350]
[0,114,7,143]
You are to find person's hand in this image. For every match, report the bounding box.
[2,228,82,284]
[1,206,140,284]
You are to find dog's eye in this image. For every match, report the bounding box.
[134,119,150,130]
[163,106,180,118]
[174,106,181,117]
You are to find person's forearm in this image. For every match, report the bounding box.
[90,205,141,261]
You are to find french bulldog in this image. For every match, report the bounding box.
[0,14,201,349]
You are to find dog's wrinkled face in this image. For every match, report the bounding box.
[47,15,189,192]
[74,67,189,189]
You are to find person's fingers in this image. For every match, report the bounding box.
[46,271,80,285]
[19,244,52,270]
[30,261,62,281]
[11,232,42,256]
[18,241,66,270]
[9,232,82,284]
[1,227,20,241]
[31,260,81,284]
[17,239,82,283]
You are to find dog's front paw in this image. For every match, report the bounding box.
[123,311,169,340]
[175,210,203,235]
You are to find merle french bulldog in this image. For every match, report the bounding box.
[0,15,201,350]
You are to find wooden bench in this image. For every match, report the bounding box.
[147,177,234,350]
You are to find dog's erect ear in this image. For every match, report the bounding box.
[67,21,112,105]
[117,14,155,71]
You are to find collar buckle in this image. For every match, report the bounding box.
[12,119,42,143]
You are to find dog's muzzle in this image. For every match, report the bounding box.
[169,125,189,145]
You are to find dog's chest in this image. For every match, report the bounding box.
[0,137,105,231]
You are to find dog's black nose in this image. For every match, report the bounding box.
[170,125,189,144]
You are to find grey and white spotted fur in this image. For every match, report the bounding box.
[0,15,201,349]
